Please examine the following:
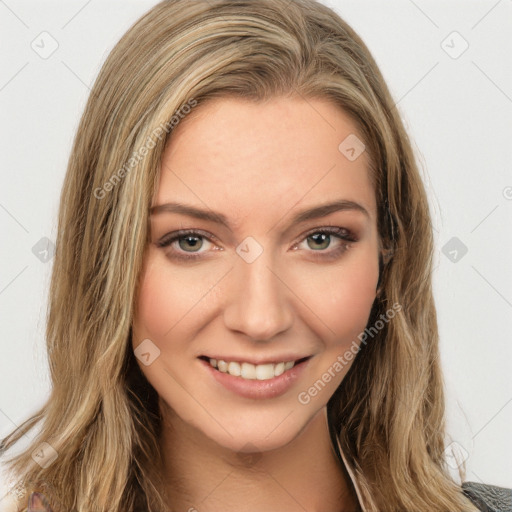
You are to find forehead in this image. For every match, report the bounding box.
[155,96,377,229]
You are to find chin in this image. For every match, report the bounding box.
[176,398,324,455]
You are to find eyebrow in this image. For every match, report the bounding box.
[149,199,369,229]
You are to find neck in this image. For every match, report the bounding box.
[159,403,360,512]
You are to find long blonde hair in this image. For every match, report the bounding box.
[1,1,478,510]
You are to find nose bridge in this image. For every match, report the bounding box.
[223,243,293,340]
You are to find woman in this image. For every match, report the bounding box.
[1,1,510,511]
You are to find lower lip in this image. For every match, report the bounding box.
[199,358,311,400]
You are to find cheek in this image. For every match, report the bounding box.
[133,256,207,340]
[330,269,377,339]
[293,254,379,406]
[298,250,379,346]
[134,275,167,339]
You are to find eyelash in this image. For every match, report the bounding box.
[155,227,358,262]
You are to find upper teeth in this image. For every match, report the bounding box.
[209,359,295,380]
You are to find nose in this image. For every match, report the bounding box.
[222,249,294,341]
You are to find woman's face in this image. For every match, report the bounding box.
[132,96,380,453]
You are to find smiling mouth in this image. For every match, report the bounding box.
[198,356,311,381]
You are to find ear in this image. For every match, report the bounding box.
[376,247,394,296]
[381,246,393,265]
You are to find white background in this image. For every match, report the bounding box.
[1,0,511,503]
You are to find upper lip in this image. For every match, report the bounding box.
[199,354,312,365]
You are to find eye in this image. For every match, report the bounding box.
[156,226,358,262]
[293,227,357,259]
[156,229,219,261]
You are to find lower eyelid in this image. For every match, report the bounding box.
[295,236,353,253]
[171,236,213,253]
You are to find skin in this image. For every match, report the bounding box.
[132,96,381,512]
